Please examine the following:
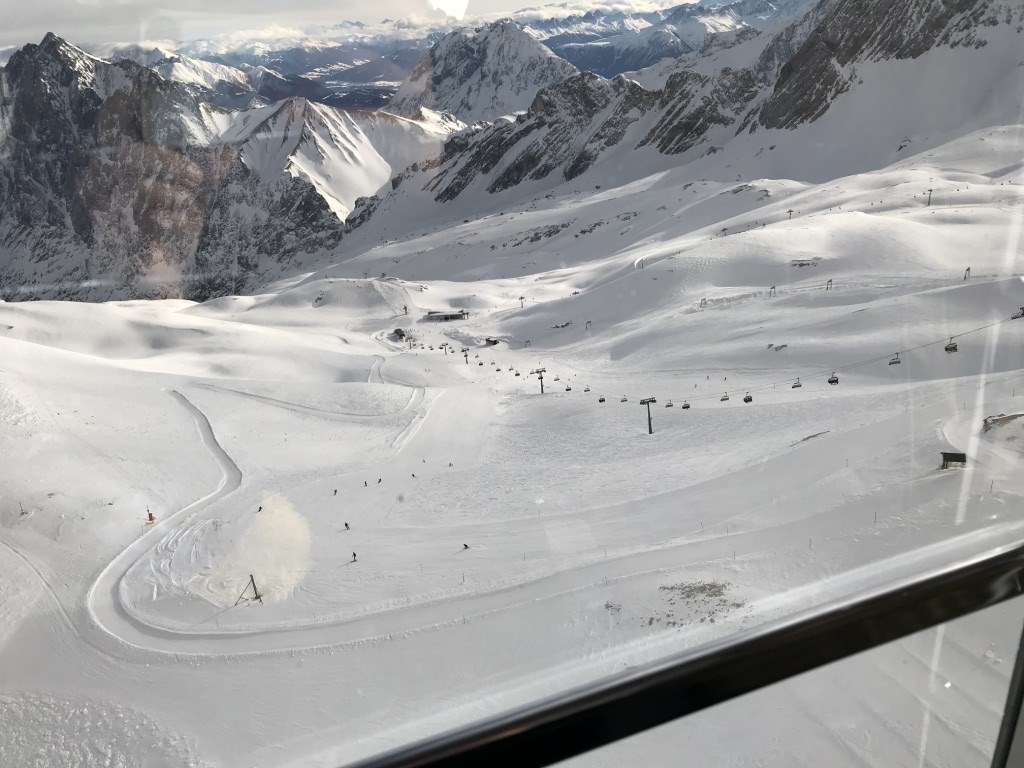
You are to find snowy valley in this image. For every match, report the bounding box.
[1,0,1024,766]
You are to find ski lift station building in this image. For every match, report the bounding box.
[426,310,470,322]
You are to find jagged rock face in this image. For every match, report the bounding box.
[376,0,1020,214]
[389,20,579,124]
[424,73,656,201]
[0,34,345,301]
[640,67,760,154]
[757,0,1024,129]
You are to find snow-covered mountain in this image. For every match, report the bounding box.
[388,20,579,124]
[0,34,451,301]
[554,27,694,77]
[98,36,434,111]
[519,0,816,77]
[351,0,1024,227]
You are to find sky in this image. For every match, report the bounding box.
[0,0,697,50]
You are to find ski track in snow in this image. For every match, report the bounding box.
[87,390,243,652]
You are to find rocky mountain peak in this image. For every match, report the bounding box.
[388,19,578,124]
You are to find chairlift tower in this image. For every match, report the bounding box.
[640,397,657,434]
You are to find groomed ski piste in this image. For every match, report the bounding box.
[1,127,1024,767]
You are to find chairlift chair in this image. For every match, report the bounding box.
[565,385,572,391]
[621,396,628,403]
[743,393,753,403]
[792,378,802,389]
[889,353,901,365]
[665,400,674,408]
[599,396,606,403]
[828,372,839,385]
[495,367,502,371]
[721,393,730,402]
[554,375,560,381]
[515,371,521,376]
[681,401,691,409]
[944,338,958,353]
[583,386,590,392]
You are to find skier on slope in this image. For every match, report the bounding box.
[344,522,350,530]
[352,552,357,562]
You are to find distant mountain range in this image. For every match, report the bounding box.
[1,0,1022,301]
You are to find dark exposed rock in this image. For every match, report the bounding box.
[0,34,345,301]
[756,0,1023,130]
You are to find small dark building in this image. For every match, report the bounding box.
[941,451,967,469]
[426,310,469,322]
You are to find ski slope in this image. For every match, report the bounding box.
[0,131,1023,767]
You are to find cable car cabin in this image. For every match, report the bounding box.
[681,401,691,409]
[792,378,802,389]
[599,396,606,403]
[945,338,958,353]
[665,400,673,407]
[828,372,839,385]
[721,393,730,402]
[889,353,901,365]
[743,393,753,403]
